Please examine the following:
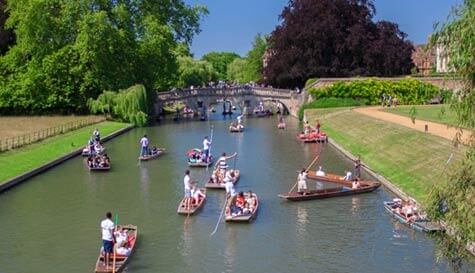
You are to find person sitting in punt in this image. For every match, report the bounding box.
[402,201,418,222]
[151,146,158,155]
[88,139,95,153]
[114,227,128,247]
[351,179,361,189]
[246,191,257,212]
[316,166,325,176]
[236,192,246,210]
[343,170,353,181]
[297,168,308,195]
[191,183,206,205]
[94,142,103,154]
[87,156,94,167]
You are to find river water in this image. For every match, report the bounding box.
[0,113,473,273]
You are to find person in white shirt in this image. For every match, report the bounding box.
[343,170,353,181]
[202,136,212,163]
[191,183,206,204]
[316,166,325,176]
[100,212,115,267]
[139,134,149,157]
[297,168,308,195]
[224,175,236,197]
[183,170,192,211]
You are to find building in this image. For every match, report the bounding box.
[436,45,451,73]
[411,44,435,76]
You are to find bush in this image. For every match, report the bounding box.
[298,97,363,120]
[309,78,443,105]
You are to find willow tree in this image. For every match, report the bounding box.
[0,0,207,114]
[427,0,475,253]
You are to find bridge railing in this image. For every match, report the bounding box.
[157,86,294,101]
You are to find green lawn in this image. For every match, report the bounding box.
[383,104,460,127]
[306,108,465,201]
[0,121,130,184]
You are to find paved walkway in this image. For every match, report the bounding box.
[353,106,473,144]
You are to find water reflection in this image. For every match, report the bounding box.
[224,227,237,273]
[351,196,360,215]
[296,205,308,237]
[138,164,150,202]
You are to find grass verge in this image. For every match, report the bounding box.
[306,108,466,201]
[0,121,130,184]
[383,104,460,128]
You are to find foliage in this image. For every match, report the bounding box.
[304,78,318,88]
[226,34,267,83]
[298,97,363,120]
[0,0,207,114]
[177,56,218,88]
[202,51,240,80]
[427,0,475,250]
[0,0,15,55]
[309,79,441,105]
[88,85,152,127]
[264,0,414,88]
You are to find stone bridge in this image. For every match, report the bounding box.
[156,87,304,117]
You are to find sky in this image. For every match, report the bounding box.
[184,0,461,58]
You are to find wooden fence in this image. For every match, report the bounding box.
[0,117,106,152]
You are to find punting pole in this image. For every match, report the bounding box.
[210,195,228,237]
[112,214,118,272]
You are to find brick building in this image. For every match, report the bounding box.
[411,44,435,76]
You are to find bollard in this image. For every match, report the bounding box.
[425,124,428,132]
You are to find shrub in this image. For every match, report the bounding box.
[309,78,443,105]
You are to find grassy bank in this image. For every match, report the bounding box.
[0,121,130,184]
[305,108,466,201]
[383,104,460,127]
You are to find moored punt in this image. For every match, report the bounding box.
[225,193,259,222]
[205,170,240,189]
[297,131,328,143]
[278,181,380,201]
[95,224,137,273]
[138,148,165,161]
[383,201,444,233]
[307,171,349,184]
[229,124,244,132]
[177,189,207,215]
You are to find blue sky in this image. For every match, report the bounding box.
[184,0,461,58]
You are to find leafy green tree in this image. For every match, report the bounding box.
[227,58,248,83]
[202,51,240,80]
[0,0,207,114]
[177,56,217,88]
[427,0,475,251]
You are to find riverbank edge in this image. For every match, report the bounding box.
[0,125,134,193]
[304,112,475,257]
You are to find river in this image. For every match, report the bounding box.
[0,113,473,273]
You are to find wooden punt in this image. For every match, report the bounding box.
[254,110,272,117]
[225,193,259,222]
[278,181,380,201]
[187,158,214,167]
[177,189,207,215]
[297,132,328,143]
[205,170,240,189]
[229,124,244,132]
[307,171,350,184]
[84,159,111,171]
[383,201,444,233]
[94,224,137,273]
[138,148,165,161]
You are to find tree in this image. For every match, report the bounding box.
[202,51,240,80]
[0,0,207,114]
[177,56,217,88]
[263,0,414,88]
[226,34,267,84]
[427,0,475,251]
[0,0,15,55]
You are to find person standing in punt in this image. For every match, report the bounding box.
[297,168,308,195]
[183,170,192,211]
[139,134,149,157]
[215,152,237,180]
[316,120,321,134]
[202,136,212,163]
[100,212,115,268]
[354,156,362,179]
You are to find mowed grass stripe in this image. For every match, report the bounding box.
[306,109,465,201]
[0,121,129,184]
[383,104,460,128]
